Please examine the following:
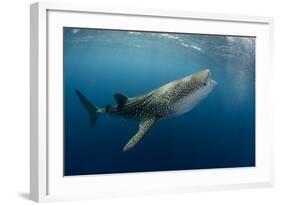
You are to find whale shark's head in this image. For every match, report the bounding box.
[171,69,217,116]
[188,69,217,100]
[180,69,217,95]
[191,69,217,91]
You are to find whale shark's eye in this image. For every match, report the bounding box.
[203,82,207,86]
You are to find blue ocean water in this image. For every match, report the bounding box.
[63,28,255,176]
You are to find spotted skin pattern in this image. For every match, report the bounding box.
[77,69,217,151]
[105,69,217,151]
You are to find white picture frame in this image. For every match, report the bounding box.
[30,2,274,202]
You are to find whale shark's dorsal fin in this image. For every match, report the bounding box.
[123,118,157,151]
[114,93,128,108]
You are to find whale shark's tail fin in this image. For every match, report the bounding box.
[75,89,100,127]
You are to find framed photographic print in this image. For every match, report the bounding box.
[30,2,274,202]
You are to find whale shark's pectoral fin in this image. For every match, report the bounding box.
[123,118,156,152]
[114,93,128,108]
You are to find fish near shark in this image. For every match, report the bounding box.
[75,69,217,152]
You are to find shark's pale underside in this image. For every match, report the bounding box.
[75,69,217,151]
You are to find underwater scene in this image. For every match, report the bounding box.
[63,27,255,176]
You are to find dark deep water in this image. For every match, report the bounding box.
[63,28,255,176]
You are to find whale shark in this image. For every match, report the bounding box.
[75,69,217,151]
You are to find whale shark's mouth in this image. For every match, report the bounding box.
[205,70,217,87]
[211,79,217,86]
